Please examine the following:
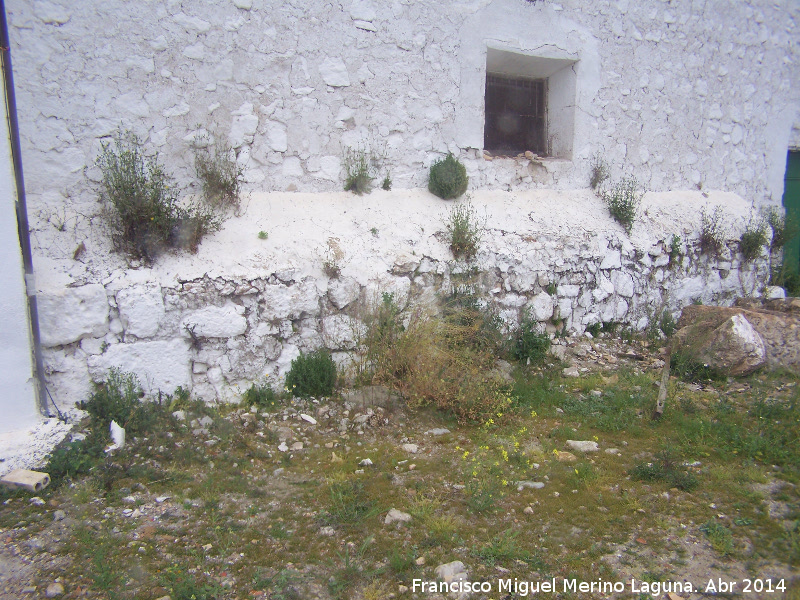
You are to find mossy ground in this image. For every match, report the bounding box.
[1,344,798,600]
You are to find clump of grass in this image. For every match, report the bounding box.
[738,218,769,262]
[512,311,550,364]
[381,174,392,191]
[445,198,483,260]
[97,130,219,262]
[343,148,374,195]
[258,230,268,240]
[321,478,376,525]
[699,520,735,556]
[699,205,728,257]
[472,530,540,567]
[193,134,243,211]
[601,176,642,234]
[429,153,468,199]
[321,237,345,278]
[589,153,609,190]
[630,450,699,491]
[464,473,503,513]
[285,349,337,398]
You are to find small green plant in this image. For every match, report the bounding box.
[699,519,735,556]
[602,176,642,234]
[585,322,602,338]
[162,565,222,600]
[428,153,468,199]
[381,174,392,191]
[545,282,557,295]
[630,450,698,491]
[669,234,683,266]
[472,530,539,567]
[285,349,337,398]
[321,478,376,524]
[258,230,268,240]
[699,205,728,257]
[512,311,551,363]
[464,474,502,513]
[80,368,150,436]
[320,237,344,278]
[762,205,799,250]
[738,218,769,262]
[97,130,219,261]
[343,148,374,195]
[193,134,244,210]
[589,153,609,190]
[445,199,483,260]
[242,382,280,410]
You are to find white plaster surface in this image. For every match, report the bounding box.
[0,76,38,433]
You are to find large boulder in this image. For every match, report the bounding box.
[673,300,800,375]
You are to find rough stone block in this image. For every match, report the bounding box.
[38,284,109,347]
[328,277,360,309]
[181,303,247,338]
[322,315,366,350]
[319,57,350,87]
[116,283,164,338]
[262,281,320,320]
[527,291,554,321]
[87,339,192,394]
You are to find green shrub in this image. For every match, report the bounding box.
[381,174,392,191]
[242,383,280,411]
[428,153,468,199]
[79,369,156,438]
[43,436,106,487]
[446,199,483,260]
[285,350,337,398]
[194,135,244,211]
[512,312,551,364]
[669,234,683,267]
[601,176,641,234]
[97,130,219,261]
[699,520,734,556]
[699,205,728,257]
[738,219,769,262]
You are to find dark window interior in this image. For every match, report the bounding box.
[484,73,547,156]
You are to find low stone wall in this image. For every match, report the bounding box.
[36,189,769,408]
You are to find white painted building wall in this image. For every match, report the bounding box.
[1,0,798,408]
[0,77,38,433]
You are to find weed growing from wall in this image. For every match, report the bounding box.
[429,153,468,199]
[193,134,244,211]
[669,234,683,267]
[698,205,728,257]
[343,148,374,195]
[97,131,220,261]
[589,153,609,190]
[738,218,768,262]
[320,237,345,278]
[446,198,483,260]
[601,176,642,234]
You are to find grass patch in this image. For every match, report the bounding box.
[630,450,698,491]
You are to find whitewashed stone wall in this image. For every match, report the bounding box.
[34,189,769,407]
[6,0,800,268]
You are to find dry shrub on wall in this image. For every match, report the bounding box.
[361,294,508,423]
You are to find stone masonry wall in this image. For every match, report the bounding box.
[6,0,800,275]
[35,189,769,408]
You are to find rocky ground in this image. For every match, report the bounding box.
[1,334,798,600]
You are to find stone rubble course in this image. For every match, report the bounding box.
[34,189,770,407]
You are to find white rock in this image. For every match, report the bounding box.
[359,458,373,466]
[328,277,361,309]
[233,0,252,8]
[116,283,164,338]
[566,440,600,452]
[322,315,366,350]
[425,428,450,436]
[278,442,288,452]
[261,281,320,320]
[265,121,288,152]
[600,250,622,269]
[764,286,785,300]
[173,12,211,32]
[300,413,317,425]
[319,57,350,87]
[516,481,545,491]
[180,303,247,338]
[385,508,412,524]
[349,0,376,21]
[33,1,70,24]
[182,43,205,60]
[435,560,467,583]
[87,339,191,394]
[402,443,418,453]
[38,284,109,347]
[230,112,259,148]
[528,291,554,321]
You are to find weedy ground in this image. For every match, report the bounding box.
[1,339,798,600]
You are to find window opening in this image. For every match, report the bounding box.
[484,73,547,156]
